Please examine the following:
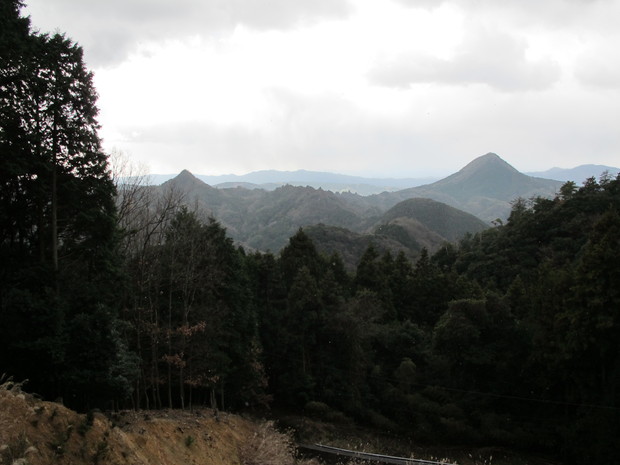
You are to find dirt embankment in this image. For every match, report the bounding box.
[0,382,281,465]
[1,381,561,465]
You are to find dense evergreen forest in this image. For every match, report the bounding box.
[1,2,619,464]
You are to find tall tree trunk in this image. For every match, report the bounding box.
[179,364,185,410]
[153,301,162,409]
[51,67,60,288]
[167,288,173,408]
[220,383,225,411]
[51,164,57,274]
[134,309,142,410]
[188,383,193,412]
[38,199,45,263]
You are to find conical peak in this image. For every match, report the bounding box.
[177,169,196,179]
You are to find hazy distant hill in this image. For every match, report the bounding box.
[305,199,489,269]
[202,169,437,191]
[526,164,620,183]
[135,170,439,194]
[369,153,563,222]
[157,173,377,251]
[239,185,374,251]
[304,198,488,269]
[377,198,489,242]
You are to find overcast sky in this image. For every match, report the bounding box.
[24,0,620,177]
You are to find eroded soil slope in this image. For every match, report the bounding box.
[0,383,262,465]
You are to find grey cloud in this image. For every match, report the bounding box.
[25,0,352,66]
[392,0,610,11]
[369,29,561,92]
[393,0,619,31]
[389,0,449,9]
[114,84,620,177]
[261,87,620,174]
[117,95,442,176]
[574,49,620,89]
[124,123,262,154]
[116,89,484,177]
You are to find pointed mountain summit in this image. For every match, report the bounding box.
[425,152,552,200]
[177,168,197,179]
[171,170,204,184]
[160,170,223,216]
[448,152,517,181]
[164,169,209,190]
[371,153,563,222]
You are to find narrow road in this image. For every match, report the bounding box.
[299,443,458,465]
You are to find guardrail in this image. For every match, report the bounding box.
[299,443,458,465]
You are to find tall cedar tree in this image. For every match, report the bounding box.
[1,1,133,409]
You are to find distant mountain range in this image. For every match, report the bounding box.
[137,170,440,195]
[526,164,619,183]
[137,152,577,266]
[140,161,618,196]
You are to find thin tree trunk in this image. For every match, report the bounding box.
[152,341,160,409]
[51,165,58,273]
[134,376,141,410]
[153,303,162,409]
[210,388,217,410]
[134,308,142,410]
[188,351,193,411]
[189,385,193,412]
[220,383,225,411]
[38,200,45,263]
[167,247,175,408]
[51,70,59,290]
[179,364,185,410]
[167,288,173,408]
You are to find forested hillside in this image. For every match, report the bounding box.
[151,170,487,255]
[2,3,619,465]
[303,198,488,270]
[252,175,619,464]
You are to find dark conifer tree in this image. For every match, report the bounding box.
[279,228,324,290]
[1,2,134,409]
